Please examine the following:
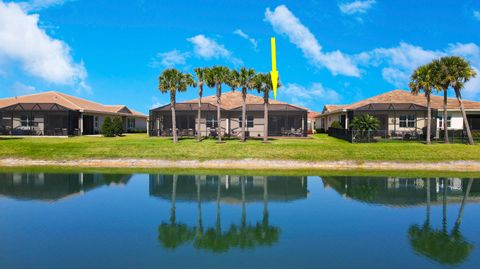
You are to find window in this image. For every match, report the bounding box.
[438,115,452,129]
[127,118,135,129]
[239,116,254,128]
[399,115,415,128]
[20,115,36,127]
[94,116,99,128]
[206,114,218,128]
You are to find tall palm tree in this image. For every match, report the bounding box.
[226,69,240,137]
[409,64,435,144]
[158,69,196,143]
[443,56,477,145]
[254,73,280,142]
[238,68,256,142]
[205,66,230,143]
[431,59,451,143]
[194,68,207,142]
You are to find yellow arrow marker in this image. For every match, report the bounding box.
[270,37,279,99]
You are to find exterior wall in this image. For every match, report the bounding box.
[322,112,345,129]
[150,110,307,137]
[436,111,464,131]
[83,113,147,134]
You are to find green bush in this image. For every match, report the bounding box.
[350,114,380,131]
[112,117,124,136]
[330,121,342,129]
[101,117,115,137]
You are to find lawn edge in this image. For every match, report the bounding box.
[1,158,480,172]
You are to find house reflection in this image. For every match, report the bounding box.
[323,176,477,265]
[0,173,132,202]
[151,175,308,252]
[322,177,480,207]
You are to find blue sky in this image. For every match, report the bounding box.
[1,0,480,113]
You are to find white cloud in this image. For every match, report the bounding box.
[474,10,480,21]
[11,82,36,95]
[339,0,376,15]
[150,50,190,68]
[359,42,480,99]
[0,2,88,91]
[265,5,360,77]
[187,34,242,65]
[18,0,71,12]
[233,29,258,50]
[281,82,341,107]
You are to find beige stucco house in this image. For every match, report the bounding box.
[0,91,147,136]
[149,91,308,138]
[315,89,480,137]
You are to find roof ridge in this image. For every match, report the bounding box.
[51,92,83,110]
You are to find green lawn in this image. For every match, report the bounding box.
[0,133,479,162]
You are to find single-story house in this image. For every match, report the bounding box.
[307,111,321,133]
[315,89,480,137]
[149,91,308,137]
[0,91,147,136]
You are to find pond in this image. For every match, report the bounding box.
[0,172,479,269]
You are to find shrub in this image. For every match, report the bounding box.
[101,117,115,137]
[350,114,380,131]
[330,121,342,129]
[112,117,124,136]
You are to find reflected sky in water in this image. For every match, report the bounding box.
[0,173,479,269]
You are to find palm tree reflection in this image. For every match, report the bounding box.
[408,178,474,265]
[158,175,195,249]
[155,175,289,252]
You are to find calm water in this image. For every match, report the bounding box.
[0,173,479,269]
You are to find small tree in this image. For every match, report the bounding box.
[350,114,380,131]
[330,121,342,129]
[102,117,114,137]
[112,117,124,136]
[350,114,380,142]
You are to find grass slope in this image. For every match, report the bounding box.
[0,134,479,162]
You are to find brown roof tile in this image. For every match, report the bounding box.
[182,91,306,110]
[323,90,480,114]
[0,91,147,117]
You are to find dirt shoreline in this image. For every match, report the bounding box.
[1,158,480,172]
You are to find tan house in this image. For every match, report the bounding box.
[0,91,147,136]
[315,89,480,137]
[149,91,308,137]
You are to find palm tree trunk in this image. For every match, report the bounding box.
[171,174,177,224]
[196,175,203,236]
[241,90,247,142]
[426,94,431,144]
[197,87,202,142]
[263,101,269,142]
[170,92,177,143]
[263,176,269,226]
[216,85,222,143]
[455,178,473,226]
[216,176,221,231]
[443,90,449,144]
[426,178,431,225]
[456,91,475,145]
[442,178,447,231]
[241,176,246,226]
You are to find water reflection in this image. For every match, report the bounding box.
[408,178,474,265]
[323,176,477,265]
[0,173,131,201]
[322,177,480,206]
[150,175,307,252]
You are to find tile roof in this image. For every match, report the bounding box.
[323,89,480,114]
[182,91,307,110]
[0,91,147,117]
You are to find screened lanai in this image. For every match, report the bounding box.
[0,103,80,136]
[149,101,309,138]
